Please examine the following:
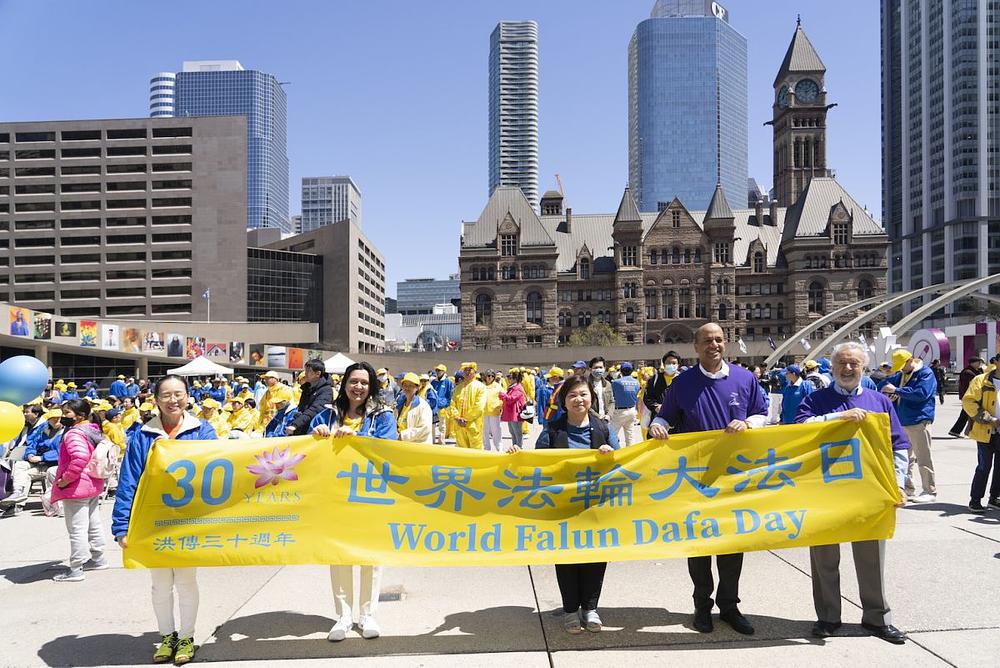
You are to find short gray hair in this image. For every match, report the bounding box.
[831,342,870,367]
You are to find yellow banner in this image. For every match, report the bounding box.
[124,414,899,568]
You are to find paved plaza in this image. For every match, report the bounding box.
[3,398,999,667]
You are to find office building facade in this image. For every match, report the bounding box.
[881,0,1000,314]
[628,0,748,212]
[148,72,176,118]
[173,60,290,233]
[0,116,248,322]
[396,276,461,315]
[489,21,539,208]
[254,219,386,353]
[301,176,362,231]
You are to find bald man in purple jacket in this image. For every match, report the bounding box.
[649,323,767,636]
[795,341,909,646]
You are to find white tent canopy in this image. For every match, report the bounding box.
[324,353,355,374]
[167,355,234,377]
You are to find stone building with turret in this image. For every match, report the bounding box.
[459,21,889,351]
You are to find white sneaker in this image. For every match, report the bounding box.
[913,492,937,503]
[359,615,380,639]
[53,569,84,582]
[582,609,602,632]
[83,558,110,571]
[327,615,353,642]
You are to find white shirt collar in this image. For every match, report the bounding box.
[698,361,730,380]
[833,383,864,396]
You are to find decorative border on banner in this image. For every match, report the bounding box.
[154,514,300,527]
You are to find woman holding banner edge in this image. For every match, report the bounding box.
[510,374,619,634]
[112,375,218,665]
[310,361,398,641]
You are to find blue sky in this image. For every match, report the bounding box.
[0,0,882,297]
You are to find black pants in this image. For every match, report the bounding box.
[971,436,1000,502]
[950,410,970,435]
[689,553,743,612]
[554,562,607,613]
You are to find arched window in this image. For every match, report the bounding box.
[475,293,492,326]
[472,266,480,281]
[625,306,636,324]
[745,304,753,320]
[777,303,784,319]
[695,247,702,263]
[526,291,543,325]
[579,258,590,280]
[718,302,728,320]
[660,249,668,264]
[577,312,586,327]
[858,278,874,300]
[754,304,762,319]
[624,282,638,299]
[764,303,772,319]
[808,281,825,314]
[650,250,658,265]
[724,278,731,295]
[672,246,681,264]
[753,251,765,273]
[558,310,571,327]
[684,248,692,264]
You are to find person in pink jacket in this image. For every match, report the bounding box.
[50,398,108,582]
[499,370,528,452]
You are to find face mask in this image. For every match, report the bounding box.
[591,369,605,379]
[59,417,76,429]
[664,364,678,375]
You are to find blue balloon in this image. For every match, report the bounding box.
[0,355,50,405]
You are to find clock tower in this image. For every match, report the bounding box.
[771,18,832,207]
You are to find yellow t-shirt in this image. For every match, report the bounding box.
[342,415,364,432]
[397,401,411,434]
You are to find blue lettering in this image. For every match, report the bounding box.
[388,522,426,550]
[733,508,760,534]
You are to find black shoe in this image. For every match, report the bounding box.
[719,608,755,635]
[988,498,1000,510]
[947,431,962,438]
[692,608,713,633]
[861,622,906,644]
[970,500,986,513]
[811,620,842,638]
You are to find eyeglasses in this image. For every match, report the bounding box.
[157,392,188,401]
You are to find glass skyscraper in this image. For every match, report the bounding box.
[173,61,289,232]
[489,21,539,208]
[881,0,999,313]
[628,0,748,213]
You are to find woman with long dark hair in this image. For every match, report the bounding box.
[309,361,397,642]
[50,399,108,582]
[112,375,217,665]
[512,374,619,634]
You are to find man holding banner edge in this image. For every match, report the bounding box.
[649,322,768,636]
[795,341,909,645]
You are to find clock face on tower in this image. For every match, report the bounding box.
[795,79,820,104]
[777,85,789,109]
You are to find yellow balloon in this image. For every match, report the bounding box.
[0,401,23,442]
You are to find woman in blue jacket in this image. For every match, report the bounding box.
[310,361,397,643]
[112,375,217,666]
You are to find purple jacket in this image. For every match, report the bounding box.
[794,385,911,451]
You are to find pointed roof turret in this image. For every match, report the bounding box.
[773,21,826,87]
[705,182,734,222]
[614,185,642,226]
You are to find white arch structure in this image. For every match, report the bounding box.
[763,280,964,367]
[802,273,1000,362]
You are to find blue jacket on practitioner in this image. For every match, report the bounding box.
[25,425,64,464]
[308,404,398,440]
[884,365,937,426]
[430,376,453,410]
[112,413,217,538]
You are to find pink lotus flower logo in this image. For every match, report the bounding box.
[247,447,306,488]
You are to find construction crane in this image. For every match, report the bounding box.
[555,173,565,196]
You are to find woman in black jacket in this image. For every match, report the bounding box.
[515,375,620,635]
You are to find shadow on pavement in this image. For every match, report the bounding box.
[198,606,545,661]
[539,606,827,651]
[37,632,162,667]
[0,560,63,585]
[902,502,1000,523]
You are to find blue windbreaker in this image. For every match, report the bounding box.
[884,365,937,425]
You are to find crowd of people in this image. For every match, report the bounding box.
[3,323,1000,664]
